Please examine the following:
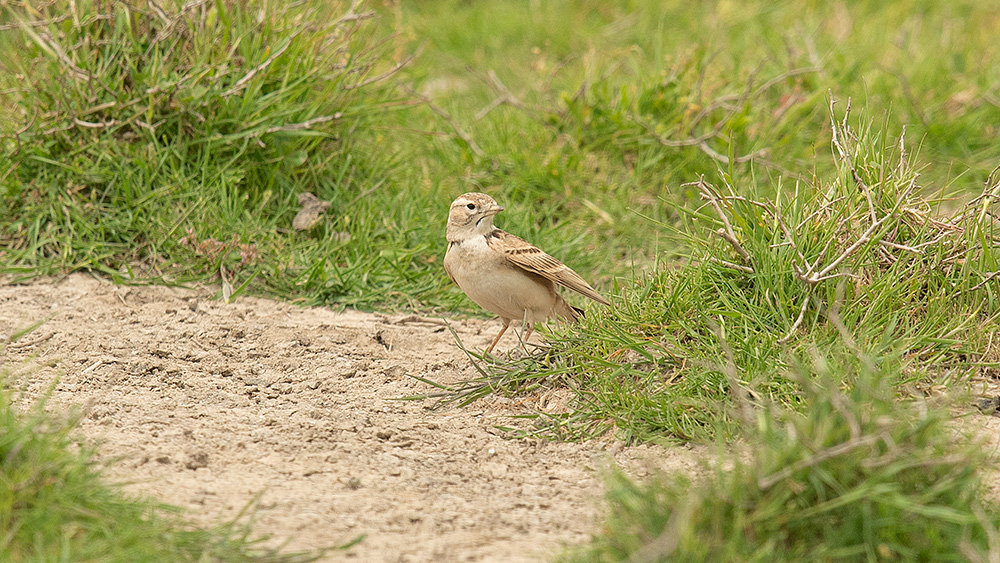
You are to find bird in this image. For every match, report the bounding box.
[443,192,609,354]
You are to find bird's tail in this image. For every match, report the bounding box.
[554,295,584,322]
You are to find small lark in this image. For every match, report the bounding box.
[444,192,609,354]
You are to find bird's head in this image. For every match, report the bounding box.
[446,192,504,241]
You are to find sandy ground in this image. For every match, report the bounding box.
[0,273,703,562]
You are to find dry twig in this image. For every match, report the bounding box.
[758,433,883,490]
[344,42,423,90]
[475,69,539,120]
[403,85,484,157]
[777,293,812,345]
[263,114,341,134]
[688,177,753,269]
[222,28,304,98]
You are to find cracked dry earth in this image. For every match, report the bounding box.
[0,274,702,562]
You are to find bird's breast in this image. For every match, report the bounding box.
[445,237,559,322]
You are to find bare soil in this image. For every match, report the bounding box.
[0,274,702,562]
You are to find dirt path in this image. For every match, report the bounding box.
[0,274,701,562]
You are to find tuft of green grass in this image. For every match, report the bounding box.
[0,0,443,310]
[0,327,332,562]
[439,102,1000,442]
[561,340,999,562]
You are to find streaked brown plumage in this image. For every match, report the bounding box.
[444,192,609,354]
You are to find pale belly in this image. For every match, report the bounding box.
[445,240,558,323]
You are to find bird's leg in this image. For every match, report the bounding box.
[522,324,534,352]
[515,311,533,355]
[485,321,510,355]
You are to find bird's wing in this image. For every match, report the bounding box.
[487,230,610,305]
[443,242,459,285]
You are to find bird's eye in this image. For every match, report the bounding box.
[466,203,476,210]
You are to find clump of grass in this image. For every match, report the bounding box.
[0,0,424,307]
[561,339,999,562]
[0,327,330,561]
[441,101,1000,442]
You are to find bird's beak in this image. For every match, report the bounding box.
[487,204,504,216]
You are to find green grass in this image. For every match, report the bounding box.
[3,0,1000,558]
[385,0,1000,267]
[561,342,1000,562]
[0,0,438,309]
[431,106,999,442]
[3,0,1000,311]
